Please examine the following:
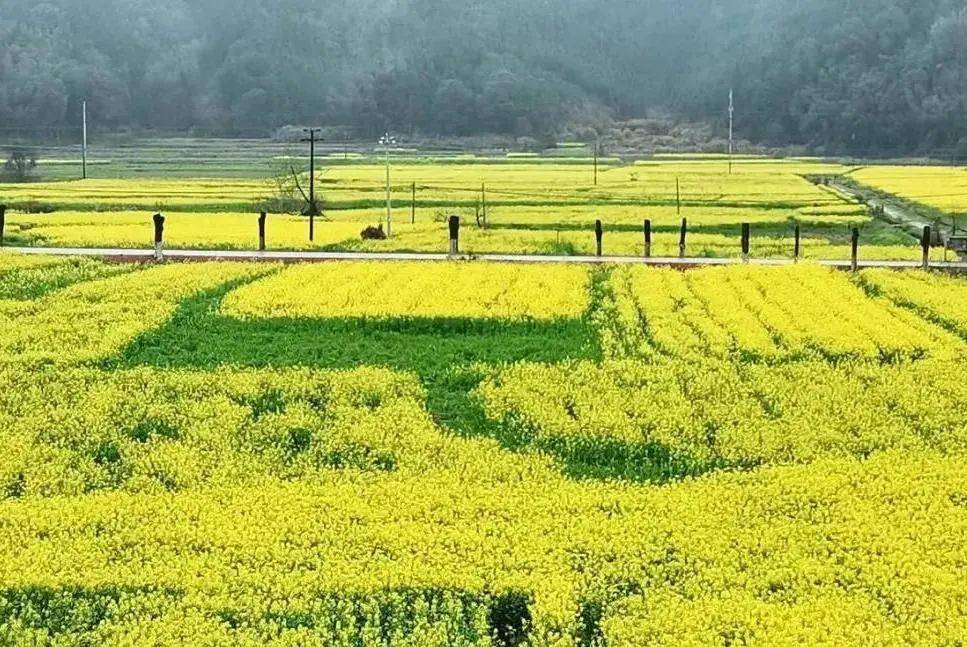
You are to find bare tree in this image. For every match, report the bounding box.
[258,153,317,215]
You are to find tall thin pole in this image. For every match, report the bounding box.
[82,100,88,180]
[728,88,734,175]
[593,140,598,186]
[676,177,681,217]
[379,133,396,237]
[481,182,487,227]
[301,128,321,242]
[385,143,392,238]
[309,131,316,209]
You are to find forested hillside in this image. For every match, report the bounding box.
[1,0,965,155]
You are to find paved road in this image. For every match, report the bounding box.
[4,245,967,271]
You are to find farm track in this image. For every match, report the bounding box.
[6,245,967,272]
[829,178,953,241]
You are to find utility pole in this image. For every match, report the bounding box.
[728,88,734,175]
[676,177,681,217]
[481,183,488,227]
[300,128,322,241]
[593,139,599,186]
[379,133,397,237]
[82,100,88,180]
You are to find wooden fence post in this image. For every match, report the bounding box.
[794,224,801,262]
[448,215,460,256]
[153,213,165,261]
[411,182,416,225]
[741,223,751,261]
[851,227,860,272]
[595,220,603,257]
[258,212,267,252]
[0,205,5,247]
[644,219,652,259]
[679,218,687,258]
[921,226,931,270]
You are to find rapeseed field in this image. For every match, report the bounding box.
[0,253,964,645]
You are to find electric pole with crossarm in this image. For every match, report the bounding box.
[300,128,322,241]
[379,133,397,237]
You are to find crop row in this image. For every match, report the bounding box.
[600,264,965,362]
[222,262,590,322]
[477,358,967,480]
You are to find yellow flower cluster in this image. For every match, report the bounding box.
[0,260,271,364]
[0,253,963,644]
[0,253,132,301]
[1,159,847,211]
[477,358,967,471]
[852,166,967,215]
[594,451,967,646]
[10,210,922,260]
[0,447,963,644]
[860,268,967,337]
[222,262,591,321]
[605,264,964,361]
[4,158,927,260]
[10,211,367,251]
[0,365,456,498]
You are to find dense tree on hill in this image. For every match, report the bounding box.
[0,0,964,155]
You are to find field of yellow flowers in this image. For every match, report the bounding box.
[0,251,965,645]
[0,159,930,260]
[852,166,967,217]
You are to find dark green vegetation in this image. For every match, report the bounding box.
[117,283,597,375]
[114,273,600,475]
[1,0,965,155]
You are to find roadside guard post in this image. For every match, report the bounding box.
[851,228,860,272]
[448,215,460,256]
[921,226,931,269]
[595,220,604,257]
[153,213,165,261]
[259,212,268,252]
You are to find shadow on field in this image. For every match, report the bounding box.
[112,275,724,484]
[115,281,596,374]
[0,584,184,637]
[0,583,533,647]
[113,279,610,480]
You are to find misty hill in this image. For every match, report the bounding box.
[1,0,965,156]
